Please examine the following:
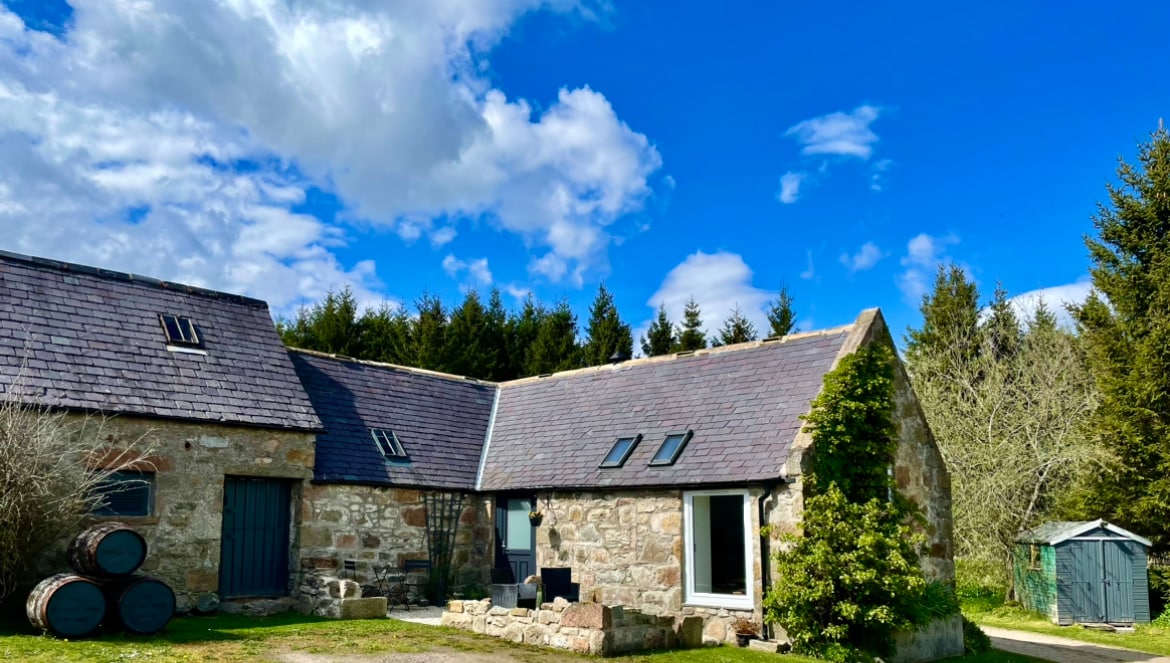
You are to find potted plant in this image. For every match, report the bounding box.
[528,509,544,526]
[730,616,759,647]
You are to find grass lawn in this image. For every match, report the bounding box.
[0,612,1040,663]
[964,601,1170,657]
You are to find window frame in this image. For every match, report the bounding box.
[599,434,642,468]
[370,428,407,459]
[93,470,155,517]
[649,430,693,467]
[159,314,202,347]
[682,488,754,610]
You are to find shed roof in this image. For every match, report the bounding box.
[290,350,495,490]
[0,251,321,431]
[477,324,855,491]
[1016,520,1152,547]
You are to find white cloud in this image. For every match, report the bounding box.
[840,242,883,272]
[870,158,893,192]
[785,105,882,160]
[643,251,775,341]
[777,171,805,204]
[0,0,660,309]
[898,233,960,303]
[442,254,493,287]
[800,250,816,280]
[1004,278,1093,329]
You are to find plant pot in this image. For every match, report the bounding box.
[529,515,543,527]
[735,633,753,647]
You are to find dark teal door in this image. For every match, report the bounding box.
[1104,541,1135,623]
[1068,540,1103,622]
[494,496,535,583]
[220,477,291,599]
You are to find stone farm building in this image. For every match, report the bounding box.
[0,251,954,642]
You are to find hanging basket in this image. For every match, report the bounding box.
[528,512,544,527]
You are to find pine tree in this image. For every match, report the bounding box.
[278,287,362,356]
[482,288,509,381]
[525,299,580,375]
[766,285,797,338]
[358,303,412,365]
[713,304,758,346]
[904,263,980,382]
[982,282,1021,362]
[675,297,707,352]
[1072,125,1170,552]
[641,304,676,357]
[582,283,634,366]
[444,290,497,379]
[506,295,545,379]
[411,292,448,371]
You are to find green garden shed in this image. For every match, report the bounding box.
[1014,520,1151,625]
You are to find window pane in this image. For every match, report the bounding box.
[688,493,747,598]
[602,438,635,466]
[652,434,685,464]
[94,472,152,517]
[692,496,713,593]
[505,499,531,550]
[162,316,182,341]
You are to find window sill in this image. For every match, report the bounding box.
[684,594,754,611]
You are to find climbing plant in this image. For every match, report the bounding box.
[764,344,953,662]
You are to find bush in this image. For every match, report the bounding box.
[955,558,1009,613]
[962,616,991,653]
[1150,565,1170,617]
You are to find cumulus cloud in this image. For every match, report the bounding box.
[1004,278,1093,329]
[642,251,775,342]
[785,105,882,159]
[0,0,660,311]
[840,242,883,272]
[442,254,493,287]
[777,171,805,204]
[898,233,960,303]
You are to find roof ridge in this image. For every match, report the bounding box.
[288,347,499,385]
[0,250,269,308]
[500,321,857,387]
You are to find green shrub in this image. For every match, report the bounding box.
[955,558,1009,613]
[962,616,992,653]
[1150,566,1170,617]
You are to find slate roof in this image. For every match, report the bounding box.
[1016,520,1152,547]
[478,328,853,491]
[290,350,496,490]
[0,251,321,431]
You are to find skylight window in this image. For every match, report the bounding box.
[600,434,642,469]
[650,430,693,467]
[371,428,406,458]
[160,314,201,346]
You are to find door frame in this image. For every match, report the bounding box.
[219,475,295,599]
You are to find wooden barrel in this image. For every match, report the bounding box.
[26,573,106,638]
[103,575,176,635]
[67,522,147,577]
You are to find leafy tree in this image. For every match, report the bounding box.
[524,299,580,375]
[1072,125,1170,552]
[411,292,448,371]
[582,283,634,366]
[674,297,707,351]
[641,304,676,357]
[444,291,499,379]
[766,285,797,338]
[506,295,545,380]
[713,304,758,346]
[278,287,363,356]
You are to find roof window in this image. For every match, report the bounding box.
[160,314,201,347]
[600,434,642,469]
[371,428,406,458]
[650,430,693,467]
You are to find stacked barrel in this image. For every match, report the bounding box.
[27,522,176,639]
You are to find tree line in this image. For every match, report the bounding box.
[904,125,1170,583]
[278,283,798,382]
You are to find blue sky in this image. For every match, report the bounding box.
[1,1,1167,346]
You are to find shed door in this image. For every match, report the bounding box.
[219,477,291,599]
[1104,541,1135,623]
[1068,541,1103,622]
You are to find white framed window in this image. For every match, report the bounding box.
[683,489,754,610]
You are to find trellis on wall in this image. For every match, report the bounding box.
[423,491,465,602]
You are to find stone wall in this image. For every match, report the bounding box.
[39,414,316,613]
[298,485,492,603]
[442,598,702,656]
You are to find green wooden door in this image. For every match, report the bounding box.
[1068,540,1104,622]
[1104,541,1135,623]
[219,477,291,599]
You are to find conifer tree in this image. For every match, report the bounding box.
[582,283,633,365]
[641,304,676,357]
[411,292,448,371]
[506,295,545,379]
[713,304,758,346]
[358,303,412,365]
[903,263,980,382]
[444,290,497,379]
[674,297,707,351]
[278,287,362,356]
[482,288,509,380]
[983,282,1021,362]
[1072,125,1170,552]
[766,285,797,338]
[525,299,580,375]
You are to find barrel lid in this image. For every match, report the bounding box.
[118,578,176,635]
[44,577,104,638]
[96,529,147,576]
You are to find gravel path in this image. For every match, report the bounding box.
[984,626,1170,663]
